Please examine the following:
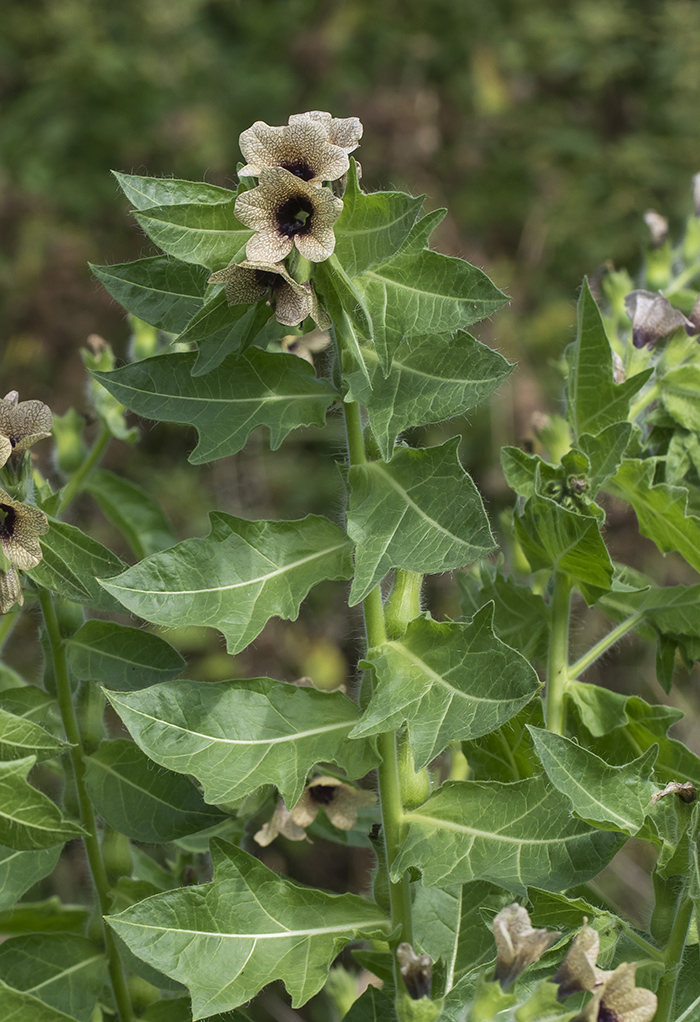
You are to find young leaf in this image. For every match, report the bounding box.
[351,607,540,769]
[344,331,512,461]
[93,348,338,463]
[0,707,69,763]
[85,469,175,558]
[65,620,185,691]
[348,438,495,605]
[0,978,82,1021]
[0,933,106,1021]
[89,256,208,334]
[112,172,234,210]
[107,839,389,1017]
[659,364,700,432]
[105,676,379,806]
[134,200,252,270]
[605,458,700,574]
[83,739,225,841]
[26,520,128,613]
[98,513,353,654]
[528,727,657,836]
[565,278,651,440]
[0,757,85,850]
[577,422,632,492]
[393,777,624,893]
[0,845,61,911]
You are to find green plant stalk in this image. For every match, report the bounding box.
[38,588,134,1022]
[545,572,572,734]
[56,422,112,515]
[567,611,644,680]
[655,893,694,1022]
[341,399,414,955]
[384,570,422,640]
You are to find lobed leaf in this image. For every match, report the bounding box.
[352,607,540,769]
[93,348,338,464]
[106,676,379,806]
[89,256,208,334]
[0,933,106,1022]
[26,520,128,613]
[65,620,185,691]
[0,757,85,851]
[107,839,389,1017]
[0,707,68,763]
[113,171,235,210]
[659,364,700,432]
[457,565,550,664]
[134,199,252,270]
[348,438,495,605]
[98,513,353,654]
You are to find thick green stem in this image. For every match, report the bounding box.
[384,570,422,640]
[567,612,644,681]
[56,423,111,516]
[655,895,694,1022]
[342,400,413,953]
[38,589,134,1022]
[546,573,572,734]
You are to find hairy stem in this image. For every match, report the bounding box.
[655,894,694,1022]
[546,572,572,734]
[384,570,422,640]
[342,399,413,953]
[567,611,644,681]
[38,589,134,1022]
[56,422,112,516]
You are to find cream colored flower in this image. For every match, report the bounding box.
[254,801,307,847]
[554,923,604,1001]
[235,169,343,264]
[0,566,23,614]
[573,962,657,1022]
[288,111,363,155]
[493,903,561,990]
[0,490,49,570]
[290,776,377,830]
[239,118,351,185]
[208,259,324,327]
[0,395,52,461]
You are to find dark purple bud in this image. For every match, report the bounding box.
[624,290,697,349]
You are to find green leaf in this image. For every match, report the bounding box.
[98,513,353,655]
[106,676,379,806]
[333,161,424,277]
[26,520,128,613]
[500,447,544,499]
[113,171,235,210]
[83,739,225,841]
[344,332,512,461]
[457,565,550,664]
[528,727,657,836]
[179,294,272,377]
[659,365,700,432]
[93,348,337,464]
[344,987,398,1022]
[514,494,613,600]
[348,438,495,606]
[0,757,85,850]
[393,777,624,893]
[85,469,175,558]
[351,608,540,769]
[0,707,68,762]
[577,423,632,492]
[141,997,253,1022]
[66,620,185,691]
[0,978,82,1022]
[605,458,700,574]
[567,680,631,737]
[0,898,89,936]
[107,839,389,1017]
[89,257,208,334]
[0,934,106,1022]
[462,701,545,784]
[0,846,61,911]
[0,688,55,730]
[134,200,252,270]
[565,279,651,440]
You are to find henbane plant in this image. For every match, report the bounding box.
[0,111,699,1022]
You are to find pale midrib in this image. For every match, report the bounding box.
[100,273,201,301]
[404,811,583,846]
[68,639,169,673]
[362,268,498,305]
[89,758,215,814]
[102,541,347,597]
[542,753,637,830]
[363,345,501,387]
[368,464,475,547]
[101,383,326,408]
[28,954,104,994]
[108,700,351,747]
[387,641,512,707]
[115,918,385,940]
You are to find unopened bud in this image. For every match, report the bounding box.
[397,942,432,1000]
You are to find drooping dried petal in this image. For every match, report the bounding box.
[493,903,561,990]
[0,489,49,570]
[253,800,308,847]
[0,566,23,614]
[397,942,432,1000]
[290,776,377,830]
[651,780,697,804]
[235,168,343,264]
[574,962,657,1022]
[0,398,53,458]
[239,118,350,185]
[624,289,698,349]
[554,922,603,1001]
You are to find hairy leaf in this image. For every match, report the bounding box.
[106,677,379,806]
[0,757,85,850]
[85,469,175,558]
[113,172,234,210]
[26,520,128,613]
[179,294,273,376]
[66,620,185,691]
[89,256,208,333]
[134,200,252,270]
[98,513,353,654]
[0,708,68,763]
[457,566,550,664]
[0,934,106,1021]
[107,840,389,1017]
[660,365,700,432]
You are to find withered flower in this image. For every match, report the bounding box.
[396,943,432,1000]
[0,489,49,570]
[0,395,53,462]
[235,168,344,264]
[493,903,561,990]
[239,117,351,185]
[207,259,327,328]
[651,779,697,804]
[280,328,332,364]
[290,776,377,831]
[625,289,699,349]
[573,962,657,1022]
[555,922,604,1001]
[254,800,307,847]
[0,566,24,614]
[288,111,363,156]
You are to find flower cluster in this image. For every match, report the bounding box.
[209,111,361,329]
[0,392,51,612]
